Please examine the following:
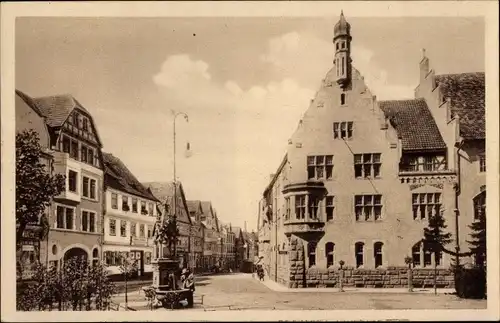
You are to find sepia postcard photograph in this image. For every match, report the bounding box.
[1,1,499,322]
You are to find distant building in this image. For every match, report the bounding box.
[200,201,218,270]
[23,92,105,271]
[186,200,205,273]
[258,13,485,288]
[145,181,193,269]
[102,153,159,276]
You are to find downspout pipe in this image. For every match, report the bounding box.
[454,140,465,267]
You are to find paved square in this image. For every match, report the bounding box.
[113,273,487,311]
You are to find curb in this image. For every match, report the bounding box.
[253,275,456,294]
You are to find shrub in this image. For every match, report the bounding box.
[454,266,486,299]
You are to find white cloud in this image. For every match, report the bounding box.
[152,54,314,230]
[261,31,414,100]
[147,31,414,230]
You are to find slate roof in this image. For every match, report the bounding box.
[435,72,485,140]
[200,201,213,220]
[379,98,447,151]
[102,152,159,202]
[186,200,201,213]
[16,90,43,116]
[143,181,192,225]
[32,94,90,128]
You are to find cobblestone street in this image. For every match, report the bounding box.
[114,273,487,311]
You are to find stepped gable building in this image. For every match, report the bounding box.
[257,12,485,289]
[23,92,105,270]
[101,153,160,276]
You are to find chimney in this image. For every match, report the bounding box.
[244,221,247,232]
[420,48,429,81]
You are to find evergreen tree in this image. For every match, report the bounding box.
[423,209,452,295]
[467,211,486,269]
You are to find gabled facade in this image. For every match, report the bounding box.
[258,13,485,289]
[145,181,193,269]
[28,93,105,270]
[200,201,218,270]
[187,200,205,272]
[102,153,160,276]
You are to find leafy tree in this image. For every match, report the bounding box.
[467,211,486,269]
[17,257,115,311]
[16,130,65,247]
[118,253,139,310]
[423,209,452,295]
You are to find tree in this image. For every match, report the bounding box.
[16,130,65,247]
[118,253,139,310]
[16,257,115,311]
[467,211,486,269]
[423,209,452,295]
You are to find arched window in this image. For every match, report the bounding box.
[336,42,340,50]
[325,242,335,267]
[355,242,364,268]
[374,242,383,268]
[341,57,345,75]
[308,242,317,268]
[412,243,421,266]
[341,93,346,105]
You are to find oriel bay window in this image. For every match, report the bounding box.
[295,195,306,220]
[285,197,291,220]
[68,170,78,193]
[308,195,320,219]
[354,153,381,179]
[412,193,441,220]
[307,155,333,180]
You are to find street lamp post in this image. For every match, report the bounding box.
[172,110,189,260]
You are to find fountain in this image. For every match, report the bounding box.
[148,217,193,309]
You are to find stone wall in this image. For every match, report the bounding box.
[287,237,306,288]
[285,237,454,288]
[299,266,454,288]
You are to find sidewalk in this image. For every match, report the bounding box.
[253,274,456,294]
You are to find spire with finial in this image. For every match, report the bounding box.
[333,11,352,88]
[334,10,351,39]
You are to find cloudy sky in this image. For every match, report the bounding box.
[16,16,484,231]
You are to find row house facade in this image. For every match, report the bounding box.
[17,92,106,272]
[102,153,160,276]
[186,200,205,273]
[257,13,485,288]
[200,201,219,270]
[145,182,193,269]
